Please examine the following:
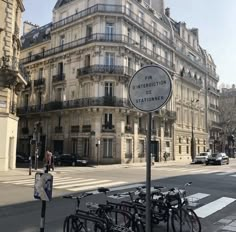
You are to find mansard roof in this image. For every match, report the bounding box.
[54,0,75,9]
[21,23,52,50]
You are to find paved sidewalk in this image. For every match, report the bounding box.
[0,159,192,177]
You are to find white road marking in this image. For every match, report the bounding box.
[68,181,127,192]
[55,179,112,189]
[194,197,236,218]
[187,193,210,201]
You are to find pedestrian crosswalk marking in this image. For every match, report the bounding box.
[187,193,210,201]
[56,180,112,189]
[194,197,236,218]
[68,181,127,192]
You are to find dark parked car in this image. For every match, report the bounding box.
[206,153,229,165]
[16,153,29,163]
[55,153,88,166]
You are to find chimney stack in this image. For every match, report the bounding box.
[165,7,170,17]
[23,21,39,35]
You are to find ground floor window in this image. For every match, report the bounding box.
[138,140,145,157]
[72,138,78,154]
[125,139,132,158]
[82,138,89,157]
[103,138,113,158]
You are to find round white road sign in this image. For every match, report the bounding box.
[128,65,172,112]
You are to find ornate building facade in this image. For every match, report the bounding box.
[0,0,26,171]
[17,0,220,164]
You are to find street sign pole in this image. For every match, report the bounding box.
[146,112,152,232]
[128,65,172,232]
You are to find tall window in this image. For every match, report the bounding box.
[85,54,91,67]
[60,35,65,46]
[138,11,144,24]
[126,2,131,15]
[24,94,29,107]
[86,25,93,39]
[72,139,78,154]
[139,140,145,157]
[126,139,132,158]
[152,44,156,55]
[139,36,143,49]
[103,138,113,158]
[151,21,156,33]
[105,23,114,40]
[82,138,89,157]
[104,113,112,129]
[58,62,63,75]
[105,82,113,97]
[39,68,43,79]
[127,28,132,43]
[105,53,115,66]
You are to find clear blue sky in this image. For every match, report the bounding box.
[22,0,235,86]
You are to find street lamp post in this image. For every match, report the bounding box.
[191,99,199,162]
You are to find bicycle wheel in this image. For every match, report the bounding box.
[63,215,87,232]
[171,208,193,232]
[187,209,201,232]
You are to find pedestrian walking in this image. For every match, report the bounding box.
[44,149,52,171]
[163,152,168,162]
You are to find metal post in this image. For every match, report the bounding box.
[146,112,152,232]
[40,164,48,232]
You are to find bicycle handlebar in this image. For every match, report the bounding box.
[63,192,93,200]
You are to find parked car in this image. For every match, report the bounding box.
[206,153,229,165]
[16,153,29,163]
[194,152,211,164]
[55,153,89,166]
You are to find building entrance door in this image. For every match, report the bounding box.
[151,141,159,162]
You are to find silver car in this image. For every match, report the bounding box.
[194,152,211,164]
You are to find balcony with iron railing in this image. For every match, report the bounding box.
[82,125,91,132]
[208,87,220,96]
[52,73,65,83]
[77,65,135,77]
[17,96,131,115]
[138,128,147,135]
[125,125,133,134]
[175,47,206,71]
[71,125,80,133]
[180,71,202,89]
[55,126,63,133]
[34,78,45,87]
[51,4,171,46]
[209,103,219,111]
[20,33,173,68]
[102,124,115,133]
[21,127,29,134]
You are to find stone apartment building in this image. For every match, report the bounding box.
[0,0,26,171]
[17,0,220,164]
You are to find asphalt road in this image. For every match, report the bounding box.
[1,161,236,231]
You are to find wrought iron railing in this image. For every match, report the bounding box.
[82,125,91,132]
[34,78,45,87]
[138,128,147,134]
[55,126,63,133]
[20,33,173,68]
[77,65,135,77]
[52,4,171,45]
[102,125,115,132]
[52,73,65,83]
[71,125,80,133]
